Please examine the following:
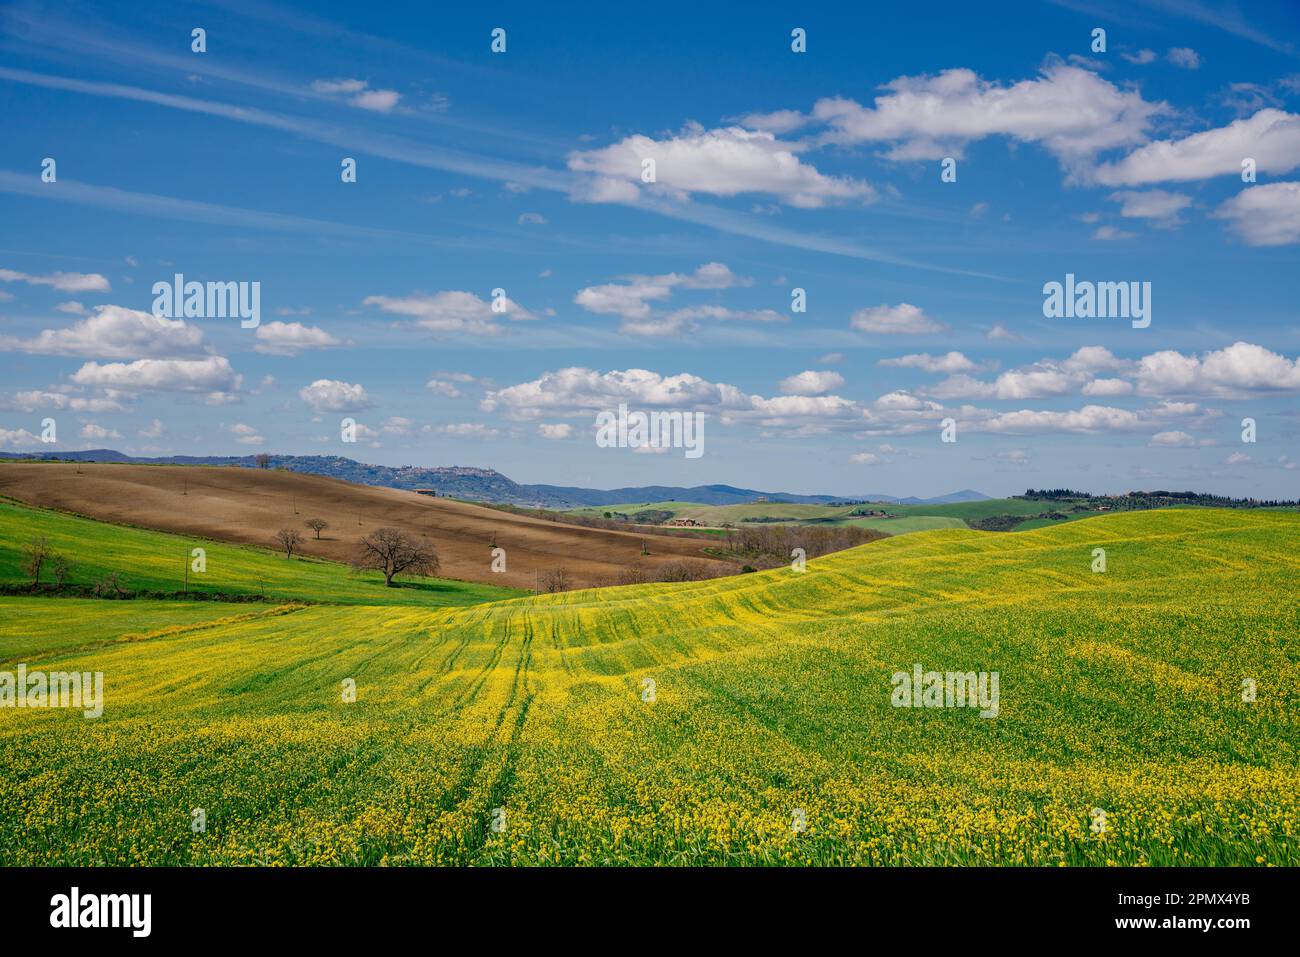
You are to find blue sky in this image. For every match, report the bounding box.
[1,0,1298,498]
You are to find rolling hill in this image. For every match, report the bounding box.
[0,462,734,590]
[1,507,1296,865]
[0,449,987,509]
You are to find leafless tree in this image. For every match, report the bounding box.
[21,536,50,585]
[354,527,440,587]
[255,452,271,469]
[539,567,572,593]
[275,527,304,558]
[305,518,328,540]
[52,555,72,589]
[93,572,126,598]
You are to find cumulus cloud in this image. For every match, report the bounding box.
[809,64,1163,173]
[779,370,845,395]
[7,390,127,413]
[253,321,343,356]
[1136,341,1300,396]
[228,422,264,445]
[71,356,241,394]
[850,452,882,465]
[567,123,873,207]
[1108,189,1192,225]
[574,263,765,334]
[1167,47,1201,69]
[79,422,121,440]
[1214,182,1300,246]
[1148,430,1197,447]
[878,351,976,373]
[850,303,946,335]
[298,379,373,413]
[1093,109,1300,185]
[0,305,204,358]
[0,427,42,448]
[537,422,573,439]
[363,290,535,333]
[0,268,110,293]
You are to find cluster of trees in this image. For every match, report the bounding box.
[713,524,879,565]
[18,535,126,597]
[1022,488,1299,509]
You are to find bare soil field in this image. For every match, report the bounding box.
[0,462,733,590]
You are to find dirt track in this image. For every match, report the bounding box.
[0,463,733,589]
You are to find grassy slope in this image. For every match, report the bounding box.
[0,498,525,607]
[1,508,1297,865]
[566,496,1062,530]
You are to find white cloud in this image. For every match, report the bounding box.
[516,212,547,225]
[79,422,121,440]
[312,78,400,112]
[779,370,845,395]
[850,303,946,334]
[850,452,882,465]
[0,304,204,359]
[1108,189,1192,224]
[810,64,1163,172]
[298,379,373,413]
[1092,225,1137,240]
[138,418,164,438]
[1149,430,1196,447]
[350,88,400,112]
[55,301,86,314]
[879,351,975,373]
[253,321,343,356]
[0,427,42,448]
[1093,109,1300,185]
[1137,341,1300,397]
[381,416,414,435]
[985,323,1020,341]
[71,356,241,394]
[0,268,110,293]
[8,390,127,413]
[363,290,535,333]
[1122,49,1157,65]
[1224,451,1252,465]
[1167,47,1201,69]
[228,422,264,445]
[567,123,874,207]
[537,423,573,440]
[436,423,499,437]
[1214,182,1300,246]
[1082,377,1134,396]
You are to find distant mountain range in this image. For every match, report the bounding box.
[0,449,991,509]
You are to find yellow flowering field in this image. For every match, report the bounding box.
[1,507,1297,865]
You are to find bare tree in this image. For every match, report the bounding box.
[21,536,50,586]
[255,452,271,469]
[275,527,304,558]
[354,527,440,587]
[93,572,126,598]
[305,518,328,540]
[539,567,571,593]
[52,555,72,589]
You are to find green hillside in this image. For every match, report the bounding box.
[1,507,1296,866]
[0,498,525,607]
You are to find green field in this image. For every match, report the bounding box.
[567,496,1071,535]
[1,507,1297,865]
[0,498,525,607]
